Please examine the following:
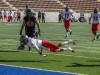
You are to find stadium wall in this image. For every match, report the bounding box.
[3,11,90,22]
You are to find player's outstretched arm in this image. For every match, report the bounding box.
[20,20,25,35]
[40,48,48,57]
[35,19,41,36]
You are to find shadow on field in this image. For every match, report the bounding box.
[66,63,100,67]
[87,60,100,62]
[0,59,61,63]
[0,59,49,63]
[0,50,20,52]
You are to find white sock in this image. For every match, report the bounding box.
[63,47,72,51]
[66,32,69,37]
[94,33,98,40]
[69,29,71,32]
[64,39,74,44]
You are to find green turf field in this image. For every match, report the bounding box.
[0,22,100,75]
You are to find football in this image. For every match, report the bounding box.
[17,45,25,50]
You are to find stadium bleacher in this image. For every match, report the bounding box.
[7,0,64,12]
[0,0,11,10]
[60,0,100,13]
[0,0,99,12]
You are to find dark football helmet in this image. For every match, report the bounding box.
[20,35,28,45]
[65,5,70,11]
[94,8,98,14]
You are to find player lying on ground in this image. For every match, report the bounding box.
[17,35,76,57]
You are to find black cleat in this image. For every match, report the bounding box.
[97,34,99,39]
[92,39,95,42]
[70,31,72,35]
[65,35,68,39]
[28,47,31,52]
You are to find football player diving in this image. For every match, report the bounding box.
[17,35,76,57]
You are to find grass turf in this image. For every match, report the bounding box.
[0,22,100,75]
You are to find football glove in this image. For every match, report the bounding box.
[20,30,22,35]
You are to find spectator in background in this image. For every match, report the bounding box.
[13,11,17,22]
[3,9,7,22]
[38,10,41,23]
[17,10,21,22]
[42,11,46,23]
[58,12,62,23]
[8,10,12,22]
[0,9,3,22]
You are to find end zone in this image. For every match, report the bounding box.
[0,64,83,75]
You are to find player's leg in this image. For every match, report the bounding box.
[58,39,76,47]
[25,31,32,52]
[42,40,75,53]
[43,17,45,23]
[4,15,5,22]
[96,24,100,39]
[64,20,72,38]
[56,47,75,53]
[42,17,43,23]
[92,24,100,41]
[1,16,3,22]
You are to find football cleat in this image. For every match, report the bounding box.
[97,34,99,39]
[73,41,76,45]
[28,47,31,52]
[65,35,68,39]
[70,31,72,35]
[92,39,95,42]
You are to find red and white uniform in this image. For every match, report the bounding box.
[90,12,100,34]
[17,12,21,19]
[61,10,72,29]
[0,10,3,19]
[3,11,7,19]
[8,11,12,22]
[27,37,58,53]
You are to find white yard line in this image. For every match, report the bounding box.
[0,48,100,60]
[6,24,20,25]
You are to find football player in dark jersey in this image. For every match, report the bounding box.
[20,9,41,52]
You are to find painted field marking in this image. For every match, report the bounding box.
[0,64,83,75]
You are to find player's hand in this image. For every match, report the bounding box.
[43,54,48,57]
[20,30,22,35]
[38,29,41,36]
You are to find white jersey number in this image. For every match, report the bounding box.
[93,16,98,21]
[65,13,69,18]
